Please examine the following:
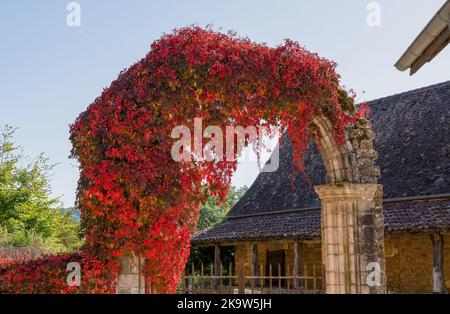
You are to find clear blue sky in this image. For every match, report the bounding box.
[1,0,449,207]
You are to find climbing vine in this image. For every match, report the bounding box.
[1,26,366,293]
[0,253,118,294]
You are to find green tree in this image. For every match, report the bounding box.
[197,185,248,231]
[0,125,83,252]
[186,185,248,276]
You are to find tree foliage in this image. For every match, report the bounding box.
[0,125,83,253]
[187,185,247,274]
[197,185,247,231]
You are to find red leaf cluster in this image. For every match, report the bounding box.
[0,253,118,294]
[5,27,365,293]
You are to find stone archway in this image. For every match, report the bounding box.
[69,27,385,294]
[312,115,385,294]
[117,115,385,294]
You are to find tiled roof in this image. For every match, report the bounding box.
[384,199,450,233]
[192,199,450,244]
[228,80,450,216]
[192,81,450,244]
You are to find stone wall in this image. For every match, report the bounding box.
[115,234,450,293]
[445,235,450,290]
[233,233,450,293]
[385,234,450,293]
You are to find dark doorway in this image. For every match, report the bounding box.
[265,250,286,287]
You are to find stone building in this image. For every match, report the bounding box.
[191,80,450,293]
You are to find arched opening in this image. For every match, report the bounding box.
[116,114,386,294]
[68,27,384,294]
[309,115,385,293]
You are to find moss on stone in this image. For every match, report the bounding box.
[338,88,356,113]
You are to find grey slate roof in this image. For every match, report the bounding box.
[192,81,450,244]
[229,80,450,217]
[192,199,450,244]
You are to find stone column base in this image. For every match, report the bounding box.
[117,253,146,294]
[315,183,385,294]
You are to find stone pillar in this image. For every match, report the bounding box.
[117,253,146,294]
[315,183,386,294]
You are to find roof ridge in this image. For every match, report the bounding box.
[365,80,450,104]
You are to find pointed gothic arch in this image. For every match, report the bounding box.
[69,27,385,294]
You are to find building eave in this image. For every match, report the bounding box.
[395,0,450,75]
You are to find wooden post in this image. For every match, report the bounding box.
[293,241,302,289]
[287,263,290,292]
[260,264,264,293]
[313,264,317,291]
[191,263,195,293]
[183,268,187,293]
[278,263,281,293]
[269,263,272,293]
[431,233,445,293]
[200,263,204,291]
[228,263,232,292]
[214,244,221,288]
[210,263,213,289]
[238,256,245,294]
[219,262,223,291]
[251,243,258,289]
[304,264,308,291]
